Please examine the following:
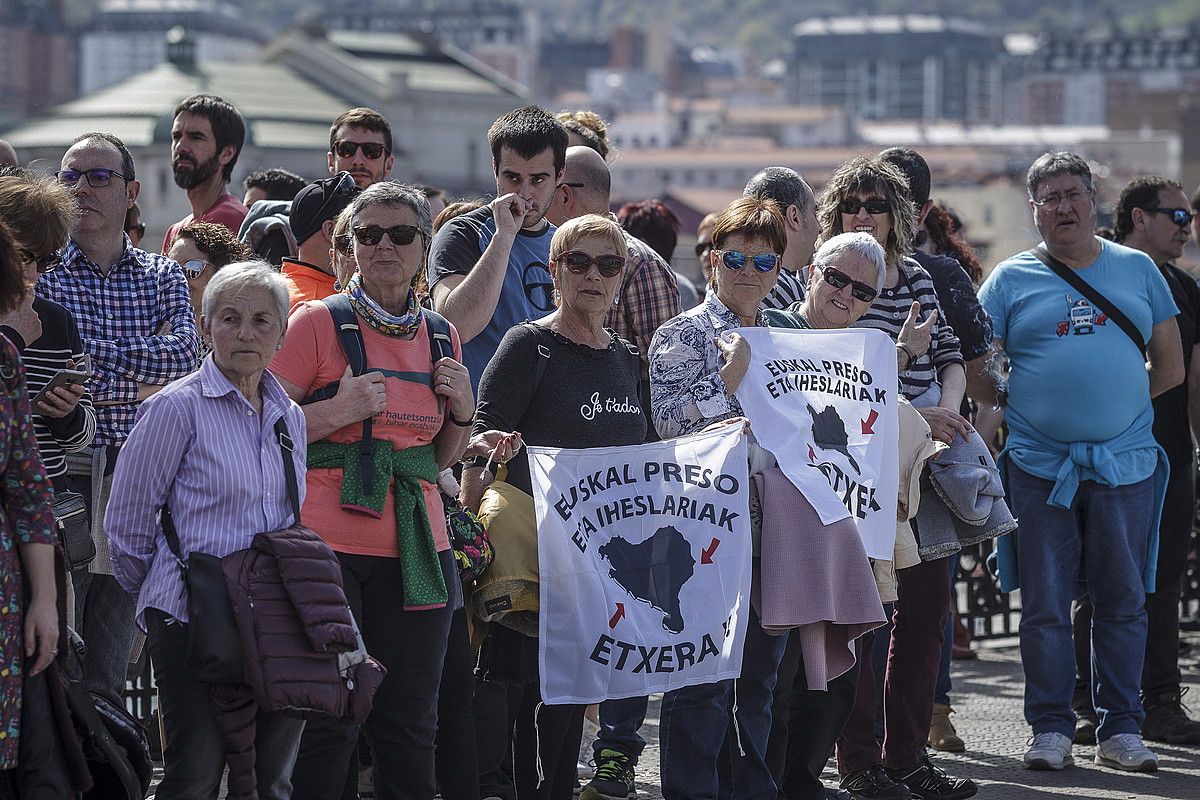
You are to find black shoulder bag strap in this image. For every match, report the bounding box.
[1030,246,1146,356]
[161,415,302,566]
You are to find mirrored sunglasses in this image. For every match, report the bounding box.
[717,249,780,273]
[1149,207,1195,228]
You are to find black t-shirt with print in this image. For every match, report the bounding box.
[1152,261,1200,465]
[474,322,647,496]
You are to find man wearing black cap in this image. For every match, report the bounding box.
[281,171,361,308]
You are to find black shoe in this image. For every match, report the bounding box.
[886,756,976,800]
[839,766,911,800]
[579,749,635,800]
[1141,690,1200,745]
[1073,706,1098,745]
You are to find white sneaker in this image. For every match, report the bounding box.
[1095,733,1158,772]
[1024,732,1074,770]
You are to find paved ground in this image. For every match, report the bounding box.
[149,633,1200,798]
[618,633,1200,800]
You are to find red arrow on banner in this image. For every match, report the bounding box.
[609,603,625,629]
[861,409,879,435]
[701,537,720,564]
[807,444,816,463]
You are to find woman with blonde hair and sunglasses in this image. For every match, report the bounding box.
[465,213,645,799]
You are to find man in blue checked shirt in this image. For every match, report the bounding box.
[37,131,199,698]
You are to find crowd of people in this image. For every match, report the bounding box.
[0,92,1198,800]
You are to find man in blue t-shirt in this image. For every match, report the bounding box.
[427,106,568,389]
[978,152,1183,774]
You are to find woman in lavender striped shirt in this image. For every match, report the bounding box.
[106,261,307,800]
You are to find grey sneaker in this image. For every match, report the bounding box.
[1094,733,1158,772]
[1023,732,1073,770]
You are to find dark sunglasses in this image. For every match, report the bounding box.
[180,259,210,278]
[352,224,421,247]
[126,222,146,238]
[819,265,878,303]
[695,240,712,258]
[556,250,625,278]
[1149,207,1195,228]
[334,140,389,160]
[716,249,780,273]
[21,248,57,274]
[839,197,890,216]
[334,233,353,255]
[55,168,132,189]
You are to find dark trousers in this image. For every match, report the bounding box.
[0,669,72,800]
[513,685,585,800]
[836,557,951,774]
[291,551,452,800]
[767,634,861,800]
[475,676,517,800]
[436,608,480,800]
[147,609,304,800]
[1073,457,1194,703]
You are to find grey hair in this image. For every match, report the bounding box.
[812,232,887,292]
[347,181,433,241]
[1026,151,1094,199]
[744,166,814,215]
[201,260,290,328]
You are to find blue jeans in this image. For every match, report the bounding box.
[659,612,788,800]
[1008,465,1153,742]
[595,695,648,763]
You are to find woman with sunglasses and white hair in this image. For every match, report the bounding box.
[271,182,473,800]
[465,213,646,800]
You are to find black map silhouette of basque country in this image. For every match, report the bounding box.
[806,403,860,472]
[598,525,695,633]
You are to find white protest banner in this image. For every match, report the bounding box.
[733,327,899,559]
[529,426,752,705]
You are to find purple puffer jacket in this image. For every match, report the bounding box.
[222,525,385,721]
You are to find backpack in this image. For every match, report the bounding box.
[61,633,153,800]
[300,294,453,497]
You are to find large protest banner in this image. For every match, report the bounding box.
[733,327,899,559]
[528,426,752,705]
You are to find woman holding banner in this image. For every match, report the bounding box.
[813,158,977,799]
[648,196,792,800]
[466,213,646,800]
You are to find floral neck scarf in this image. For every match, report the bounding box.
[345,272,422,338]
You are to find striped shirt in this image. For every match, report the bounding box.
[851,257,963,400]
[0,298,96,478]
[105,356,307,630]
[36,237,200,446]
[762,268,807,311]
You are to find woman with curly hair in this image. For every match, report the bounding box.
[922,203,983,284]
[816,157,976,800]
[166,220,252,325]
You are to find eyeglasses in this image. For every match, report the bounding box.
[55,168,132,188]
[1147,207,1195,228]
[180,259,211,278]
[556,250,625,278]
[839,198,890,216]
[559,182,585,189]
[352,224,421,247]
[21,248,57,274]
[126,222,146,238]
[333,141,389,160]
[334,233,353,255]
[1031,189,1092,209]
[694,240,712,259]
[818,264,878,303]
[716,249,780,273]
